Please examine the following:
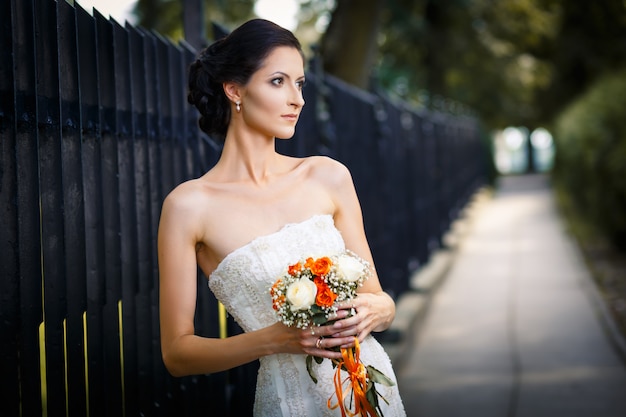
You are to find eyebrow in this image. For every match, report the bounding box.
[269,71,306,80]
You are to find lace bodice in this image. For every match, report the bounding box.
[208,214,406,417]
[209,214,345,333]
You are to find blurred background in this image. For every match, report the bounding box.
[3,1,625,415]
[80,0,625,330]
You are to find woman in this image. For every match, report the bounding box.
[158,19,406,416]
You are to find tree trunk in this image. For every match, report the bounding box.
[319,0,385,89]
[423,0,448,98]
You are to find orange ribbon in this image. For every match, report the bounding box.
[327,338,378,417]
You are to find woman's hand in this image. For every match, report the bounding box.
[271,291,395,356]
[298,309,356,358]
[266,316,347,360]
[329,292,395,348]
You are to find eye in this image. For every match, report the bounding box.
[271,77,284,86]
[296,79,306,90]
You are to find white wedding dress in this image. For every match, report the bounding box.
[209,214,407,416]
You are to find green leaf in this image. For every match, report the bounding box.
[367,365,396,387]
[365,383,382,417]
[306,355,318,384]
[310,304,324,314]
[312,313,329,326]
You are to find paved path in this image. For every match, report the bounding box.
[397,175,626,417]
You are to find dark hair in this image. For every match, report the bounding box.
[187,19,303,140]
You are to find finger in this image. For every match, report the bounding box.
[332,329,358,339]
[315,336,324,349]
[339,335,360,349]
[308,338,343,358]
[335,301,358,311]
[332,314,359,330]
[330,321,358,336]
[328,309,351,320]
[316,349,343,360]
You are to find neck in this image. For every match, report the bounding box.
[216,129,280,185]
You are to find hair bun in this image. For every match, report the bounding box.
[187,47,230,140]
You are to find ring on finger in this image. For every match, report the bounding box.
[316,336,324,349]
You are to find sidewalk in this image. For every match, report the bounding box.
[385,174,626,417]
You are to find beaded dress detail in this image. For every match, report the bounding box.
[209,214,406,416]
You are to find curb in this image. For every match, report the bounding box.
[379,187,493,368]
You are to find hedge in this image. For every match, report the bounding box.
[553,69,626,250]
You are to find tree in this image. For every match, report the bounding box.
[133,0,256,42]
[377,0,558,127]
[129,0,626,131]
[535,0,626,124]
[317,0,386,89]
[377,0,626,130]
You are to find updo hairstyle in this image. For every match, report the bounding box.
[187,19,303,140]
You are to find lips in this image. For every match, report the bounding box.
[282,114,299,122]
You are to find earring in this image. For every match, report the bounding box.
[236,101,241,113]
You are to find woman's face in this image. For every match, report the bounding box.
[240,46,306,139]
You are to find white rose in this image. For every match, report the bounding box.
[336,254,365,282]
[286,278,318,310]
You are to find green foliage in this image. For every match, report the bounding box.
[127,0,626,134]
[378,0,560,128]
[535,0,626,124]
[377,0,626,130]
[133,0,256,42]
[553,69,626,251]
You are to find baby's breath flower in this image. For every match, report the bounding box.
[269,251,370,329]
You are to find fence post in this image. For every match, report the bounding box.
[0,1,490,414]
[0,0,21,415]
[183,0,205,51]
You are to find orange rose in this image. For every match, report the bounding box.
[288,262,302,276]
[304,257,315,270]
[270,279,284,310]
[271,279,282,296]
[272,295,286,311]
[314,277,337,308]
[311,257,332,276]
[313,276,325,292]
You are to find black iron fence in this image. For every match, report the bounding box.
[0,0,488,416]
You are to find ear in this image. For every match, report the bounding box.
[223,82,242,104]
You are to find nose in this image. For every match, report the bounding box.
[290,87,305,108]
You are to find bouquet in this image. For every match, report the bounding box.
[270,251,395,417]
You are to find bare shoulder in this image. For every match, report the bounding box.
[162,178,212,214]
[303,155,353,188]
[159,178,222,238]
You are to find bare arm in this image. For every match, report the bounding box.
[158,188,269,375]
[158,185,348,376]
[315,158,396,345]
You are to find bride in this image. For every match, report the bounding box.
[158,18,406,416]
